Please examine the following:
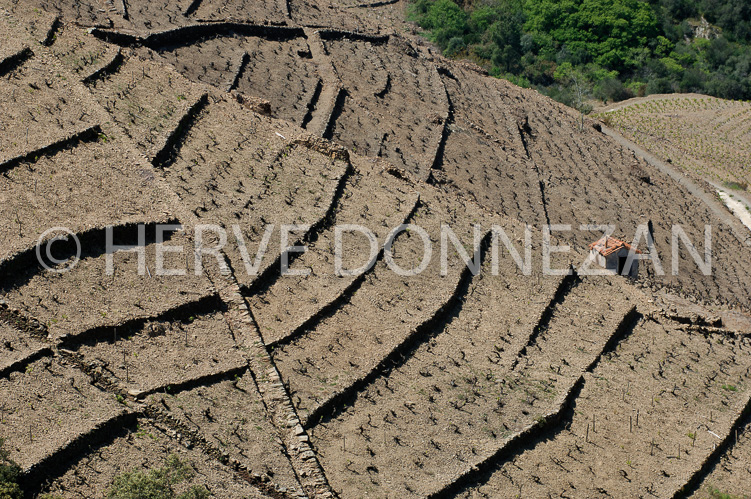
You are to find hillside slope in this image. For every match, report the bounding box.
[1,1,751,497]
[597,94,751,188]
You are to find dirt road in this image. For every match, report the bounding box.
[600,124,751,249]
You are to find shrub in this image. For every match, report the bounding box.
[645,77,675,95]
[595,78,633,102]
[445,36,466,57]
[723,181,748,191]
[706,485,742,499]
[0,438,22,499]
[106,454,209,499]
[407,0,468,49]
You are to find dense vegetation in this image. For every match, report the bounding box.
[0,439,22,499]
[106,454,209,499]
[0,445,208,499]
[408,0,751,110]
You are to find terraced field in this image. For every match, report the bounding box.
[1,1,751,497]
[596,94,751,188]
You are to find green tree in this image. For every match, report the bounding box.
[0,438,22,499]
[523,0,660,70]
[408,0,468,49]
[407,0,751,103]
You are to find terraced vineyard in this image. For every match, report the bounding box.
[1,1,751,497]
[596,94,751,188]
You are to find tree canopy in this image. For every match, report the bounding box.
[408,0,751,108]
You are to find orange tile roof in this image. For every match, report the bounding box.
[589,235,642,257]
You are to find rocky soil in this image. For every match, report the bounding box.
[1,1,750,497]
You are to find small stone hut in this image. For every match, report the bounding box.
[588,235,641,277]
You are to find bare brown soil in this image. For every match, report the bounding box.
[145,35,319,125]
[0,356,127,471]
[0,1,750,498]
[0,51,92,165]
[71,310,246,396]
[147,376,303,494]
[248,161,419,345]
[2,231,217,342]
[50,24,121,80]
[0,138,170,263]
[690,416,751,499]
[0,318,48,376]
[87,51,208,161]
[43,418,270,498]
